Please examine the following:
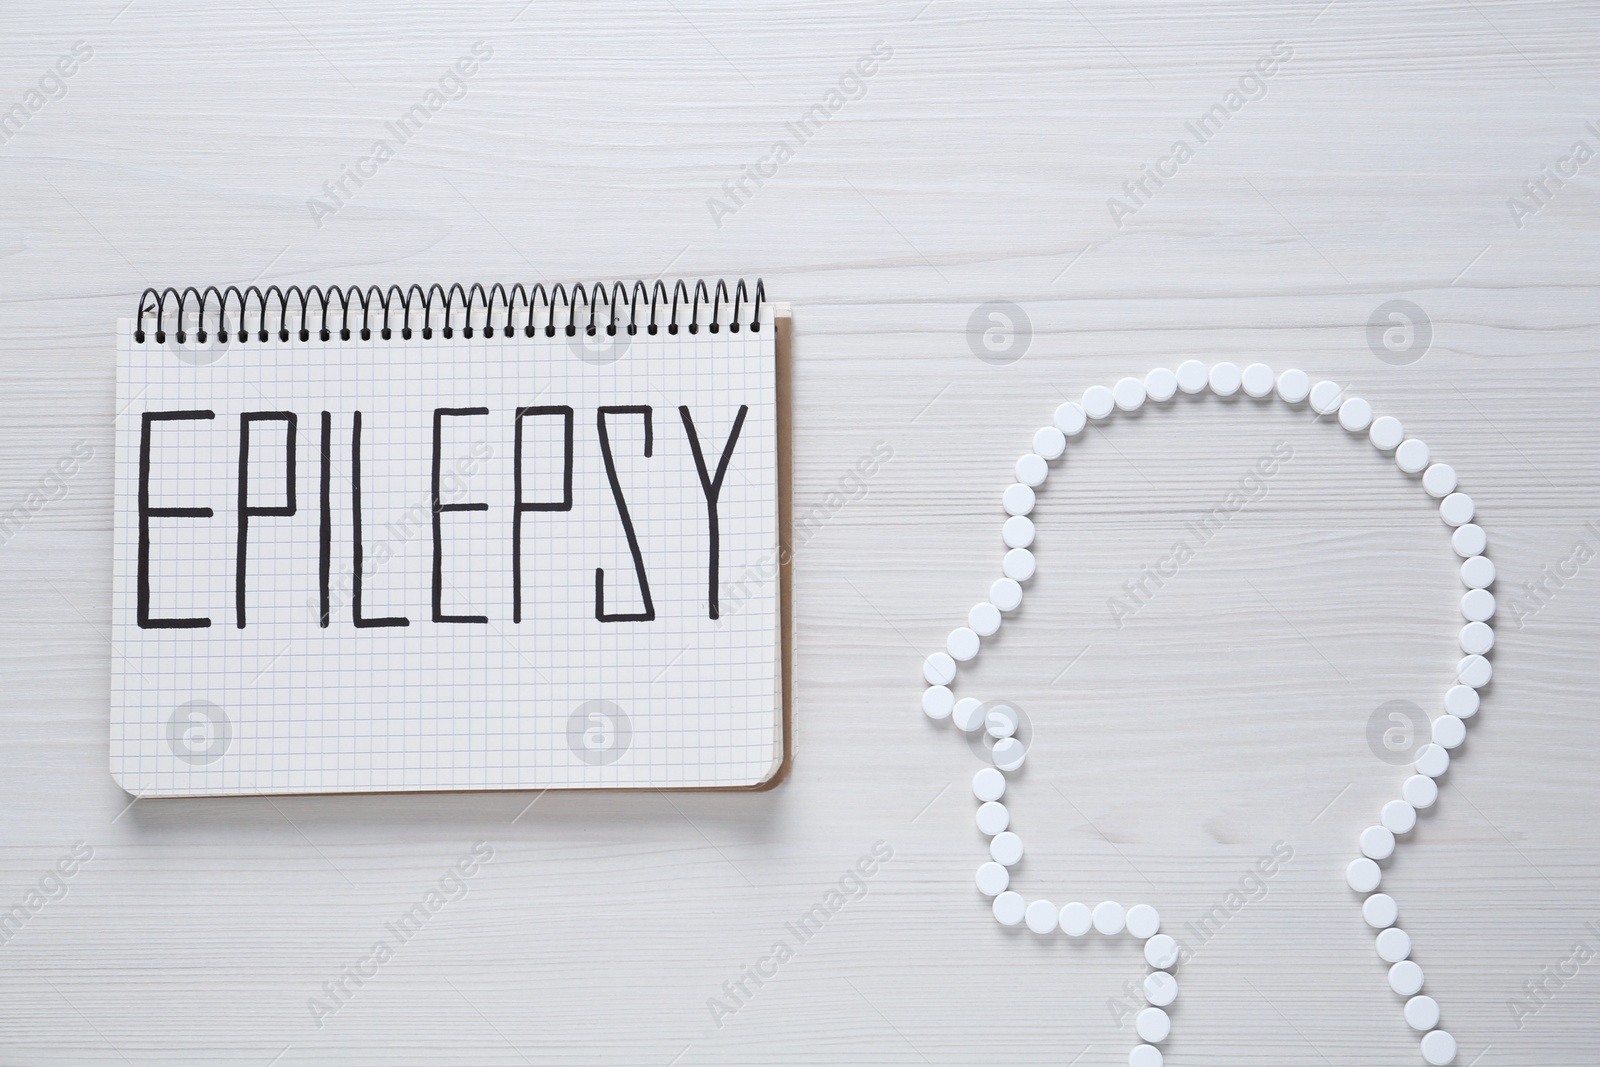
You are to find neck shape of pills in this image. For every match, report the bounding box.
[921,362,1488,1067]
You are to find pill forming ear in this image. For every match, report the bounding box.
[919,368,1485,1065]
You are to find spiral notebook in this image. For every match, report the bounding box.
[112,279,791,797]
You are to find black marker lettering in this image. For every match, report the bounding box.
[595,406,655,622]
[679,405,748,620]
[236,412,297,629]
[351,411,408,628]
[319,411,331,628]
[138,410,215,629]
[512,405,573,623]
[432,407,490,624]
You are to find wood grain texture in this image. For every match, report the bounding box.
[1,1,1597,1063]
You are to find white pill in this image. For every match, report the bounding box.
[1347,857,1382,893]
[1129,1046,1163,1067]
[1396,439,1430,474]
[1459,621,1494,655]
[1382,799,1417,834]
[1456,655,1491,689]
[1176,359,1209,394]
[973,767,1006,802]
[1114,376,1147,411]
[1360,825,1396,860]
[1421,1029,1457,1065]
[986,704,1020,739]
[976,861,1009,896]
[976,801,1009,836]
[991,578,1023,612]
[1389,959,1425,996]
[1144,933,1180,968]
[1369,416,1404,450]
[1403,774,1439,809]
[1002,515,1035,549]
[1059,902,1093,937]
[1276,368,1311,403]
[1126,904,1161,939]
[990,831,1023,866]
[1003,482,1035,516]
[1432,714,1467,749]
[1136,1007,1171,1043]
[1364,893,1399,929]
[1242,362,1275,398]
[1083,385,1115,419]
[1033,426,1067,460]
[1459,554,1495,589]
[1451,524,1487,558]
[1016,453,1048,487]
[1423,463,1458,498]
[948,627,980,662]
[921,686,954,719]
[952,698,985,732]
[1144,367,1178,402]
[1338,397,1373,432]
[1309,380,1344,415]
[969,602,1002,637]
[1092,900,1126,935]
[1405,994,1441,1031]
[1054,401,1087,437]
[1209,361,1242,397]
[923,653,956,686]
[992,736,1027,772]
[992,890,1025,926]
[1461,588,1495,621]
[1440,493,1475,527]
[1144,971,1178,1007]
[1003,548,1036,581]
[1415,742,1451,778]
[1376,926,1412,963]
[1025,899,1059,934]
[1444,685,1479,720]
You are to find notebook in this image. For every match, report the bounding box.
[111,279,790,797]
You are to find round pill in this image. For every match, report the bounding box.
[1420,1029,1457,1065]
[1376,926,1412,963]
[1440,493,1475,527]
[1444,685,1479,720]
[986,704,1020,739]
[1082,385,1115,420]
[1360,825,1396,860]
[1129,1045,1163,1067]
[1309,380,1344,415]
[975,861,1009,896]
[952,698,985,732]
[990,831,1024,866]
[1209,361,1242,397]
[1459,555,1494,589]
[1276,368,1311,403]
[1459,621,1493,655]
[1033,426,1067,460]
[1025,899,1059,934]
[1114,376,1147,411]
[1092,900,1126,935]
[1396,439,1430,474]
[1338,397,1373,432]
[1126,904,1161,939]
[992,890,1025,926]
[1136,1007,1171,1043]
[1405,994,1440,1031]
[1144,367,1178,402]
[969,602,1002,637]
[921,686,954,719]
[1460,588,1495,621]
[1415,742,1451,778]
[1059,902,1093,937]
[1176,359,1209,394]
[1347,857,1382,893]
[1003,483,1035,516]
[973,767,1006,802]
[1004,548,1036,581]
[1423,463,1457,498]
[948,627,980,662]
[1451,524,1487,558]
[1389,959,1424,996]
[1144,971,1178,1007]
[1242,362,1275,398]
[1456,654,1491,689]
[992,736,1027,772]
[991,578,1023,612]
[1144,933,1180,968]
[1002,515,1035,549]
[1016,453,1048,487]
[1364,893,1399,929]
[1054,401,1087,437]
[1403,774,1439,809]
[1432,714,1467,749]
[923,653,956,686]
[1369,416,1404,451]
[1382,799,1417,834]
[976,801,1009,836]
